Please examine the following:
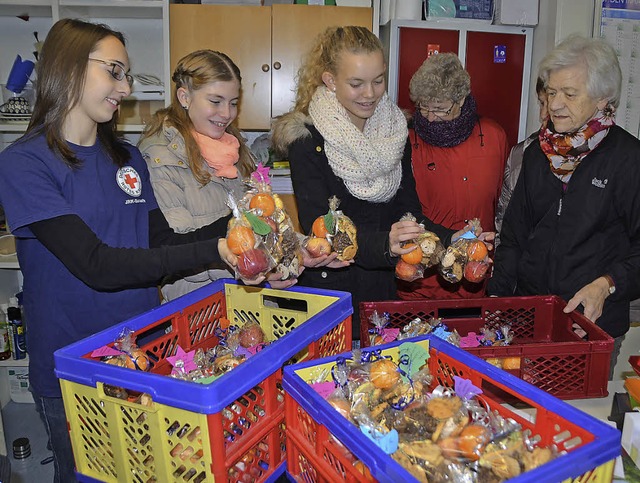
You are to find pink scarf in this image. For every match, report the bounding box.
[192,130,240,179]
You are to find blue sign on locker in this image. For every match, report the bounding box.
[494,45,507,63]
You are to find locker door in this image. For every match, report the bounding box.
[465,31,526,148]
[397,27,459,113]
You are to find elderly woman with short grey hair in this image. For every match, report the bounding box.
[488,34,640,378]
[397,52,508,302]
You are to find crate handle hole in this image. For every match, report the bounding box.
[438,306,483,320]
[262,295,308,313]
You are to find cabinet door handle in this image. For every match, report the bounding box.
[262,64,270,72]
[273,61,281,70]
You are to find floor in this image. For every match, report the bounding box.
[2,401,53,482]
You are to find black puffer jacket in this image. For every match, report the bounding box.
[488,126,640,337]
[271,112,454,337]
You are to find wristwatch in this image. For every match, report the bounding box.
[603,275,616,295]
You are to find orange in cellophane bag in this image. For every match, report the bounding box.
[439,218,491,284]
[240,163,303,280]
[226,187,276,281]
[305,195,358,261]
[395,213,444,282]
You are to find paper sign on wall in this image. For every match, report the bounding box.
[494,45,507,63]
[427,44,440,58]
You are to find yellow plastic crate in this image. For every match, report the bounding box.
[55,280,353,482]
[283,336,620,482]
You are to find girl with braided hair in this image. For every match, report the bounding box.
[139,50,260,300]
[139,50,303,300]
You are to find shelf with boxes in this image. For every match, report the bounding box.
[0,0,169,136]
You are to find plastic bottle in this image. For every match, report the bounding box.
[0,303,12,360]
[7,297,25,360]
[0,305,10,360]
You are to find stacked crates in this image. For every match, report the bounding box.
[54,279,353,482]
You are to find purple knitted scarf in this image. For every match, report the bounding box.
[413,95,478,148]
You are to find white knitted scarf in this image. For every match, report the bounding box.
[309,86,407,203]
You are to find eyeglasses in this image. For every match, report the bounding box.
[417,102,456,118]
[89,58,134,87]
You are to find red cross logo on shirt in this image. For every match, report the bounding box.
[116,166,142,198]
[124,173,138,190]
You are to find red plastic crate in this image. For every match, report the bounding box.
[359,295,614,400]
[283,336,621,483]
[54,280,352,483]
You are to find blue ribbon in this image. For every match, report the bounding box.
[391,354,415,410]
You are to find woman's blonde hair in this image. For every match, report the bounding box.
[409,52,471,105]
[294,26,383,115]
[141,50,255,185]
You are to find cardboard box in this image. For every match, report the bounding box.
[336,0,370,6]
[622,411,640,469]
[7,367,33,404]
[426,0,493,21]
[494,0,538,26]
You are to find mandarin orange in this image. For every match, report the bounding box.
[466,239,488,261]
[458,424,490,461]
[370,359,400,389]
[227,225,255,255]
[249,193,276,217]
[312,216,330,238]
[400,243,422,264]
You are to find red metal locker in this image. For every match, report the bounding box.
[465,30,526,149]
[392,24,530,148]
[397,27,459,114]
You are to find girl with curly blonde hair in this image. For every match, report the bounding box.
[272,27,475,338]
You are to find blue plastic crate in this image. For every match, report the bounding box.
[54,279,352,483]
[283,335,621,482]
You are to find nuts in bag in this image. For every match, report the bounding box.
[311,346,558,482]
[305,195,358,261]
[439,218,491,284]
[244,164,303,280]
[395,213,444,282]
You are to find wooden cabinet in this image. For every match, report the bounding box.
[381,19,533,147]
[169,4,373,130]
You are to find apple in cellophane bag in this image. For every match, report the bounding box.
[226,189,276,282]
[241,163,303,280]
[394,213,444,282]
[439,219,491,284]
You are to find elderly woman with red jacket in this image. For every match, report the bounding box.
[397,53,508,301]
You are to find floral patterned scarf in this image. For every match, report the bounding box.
[539,108,614,183]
